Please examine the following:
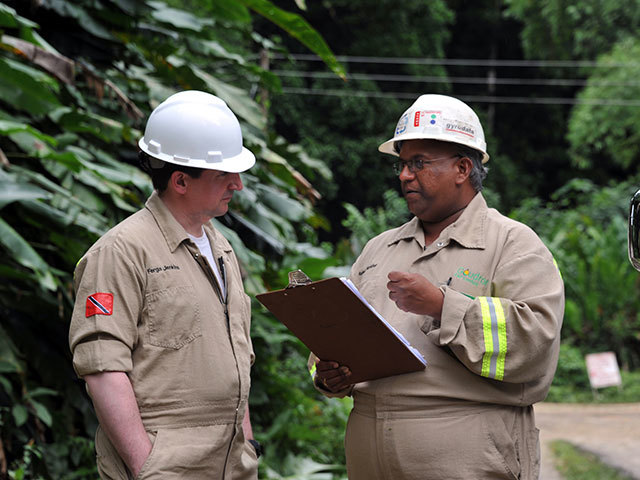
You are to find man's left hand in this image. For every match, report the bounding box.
[387,271,444,317]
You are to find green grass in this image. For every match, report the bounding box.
[550,440,634,480]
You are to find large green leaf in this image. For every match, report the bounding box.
[42,0,115,40]
[0,57,61,116]
[0,217,56,291]
[0,3,37,29]
[192,67,266,131]
[0,180,50,210]
[208,0,252,23]
[148,1,214,32]
[255,184,308,222]
[238,0,346,80]
[0,120,58,148]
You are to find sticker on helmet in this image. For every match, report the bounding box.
[85,292,114,317]
[395,113,409,135]
[444,120,476,138]
[413,110,440,128]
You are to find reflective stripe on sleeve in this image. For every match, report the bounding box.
[309,362,317,379]
[479,296,507,381]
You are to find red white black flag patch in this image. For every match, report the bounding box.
[85,292,114,317]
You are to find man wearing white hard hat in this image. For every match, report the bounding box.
[311,94,564,479]
[69,91,260,479]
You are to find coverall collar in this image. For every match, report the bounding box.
[388,192,488,250]
[145,191,191,253]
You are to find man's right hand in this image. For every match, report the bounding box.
[84,371,152,477]
[314,359,353,392]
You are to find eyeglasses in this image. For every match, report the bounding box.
[392,154,461,176]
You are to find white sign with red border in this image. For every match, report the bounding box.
[585,352,622,389]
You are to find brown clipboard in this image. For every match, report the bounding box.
[256,277,426,384]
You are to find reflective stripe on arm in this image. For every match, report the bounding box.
[479,297,507,381]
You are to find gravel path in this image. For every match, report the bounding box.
[535,402,640,479]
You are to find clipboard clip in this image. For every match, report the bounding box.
[286,269,312,288]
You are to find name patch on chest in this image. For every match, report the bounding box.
[147,264,181,274]
[358,264,377,276]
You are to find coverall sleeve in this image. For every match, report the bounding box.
[69,244,144,377]
[437,231,564,384]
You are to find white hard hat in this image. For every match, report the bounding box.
[378,94,489,163]
[138,90,255,172]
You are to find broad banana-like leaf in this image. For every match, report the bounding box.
[42,0,115,41]
[209,0,252,23]
[239,0,346,80]
[255,184,308,222]
[148,0,214,32]
[0,180,50,210]
[0,119,58,151]
[0,57,60,116]
[2,35,75,85]
[0,3,37,29]
[193,67,266,131]
[0,217,56,291]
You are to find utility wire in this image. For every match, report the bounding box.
[272,69,640,88]
[279,87,640,106]
[269,52,640,69]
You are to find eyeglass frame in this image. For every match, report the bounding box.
[392,153,463,176]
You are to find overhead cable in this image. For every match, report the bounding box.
[272,70,640,88]
[279,87,640,106]
[269,53,640,69]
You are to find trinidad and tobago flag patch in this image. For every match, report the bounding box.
[85,292,114,317]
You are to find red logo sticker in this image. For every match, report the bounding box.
[85,292,114,317]
[414,111,421,127]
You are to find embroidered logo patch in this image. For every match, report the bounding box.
[454,267,488,287]
[85,292,114,317]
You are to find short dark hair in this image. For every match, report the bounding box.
[138,151,203,192]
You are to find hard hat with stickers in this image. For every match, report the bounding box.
[378,94,489,164]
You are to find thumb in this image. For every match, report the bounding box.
[388,270,408,282]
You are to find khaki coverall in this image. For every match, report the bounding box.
[69,192,257,479]
[312,193,564,480]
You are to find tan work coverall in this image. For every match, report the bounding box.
[311,193,564,480]
[69,192,257,479]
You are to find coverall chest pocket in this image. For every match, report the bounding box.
[145,285,202,349]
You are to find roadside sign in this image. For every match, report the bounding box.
[585,352,622,389]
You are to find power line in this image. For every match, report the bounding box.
[272,69,640,88]
[279,87,640,106]
[269,52,640,69]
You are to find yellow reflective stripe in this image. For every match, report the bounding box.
[553,257,563,280]
[479,297,507,381]
[494,298,507,381]
[479,297,493,378]
[309,362,316,379]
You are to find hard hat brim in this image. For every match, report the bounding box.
[378,133,490,164]
[139,138,256,173]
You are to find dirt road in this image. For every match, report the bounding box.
[535,402,640,479]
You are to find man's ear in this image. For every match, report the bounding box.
[168,171,189,194]
[455,156,473,185]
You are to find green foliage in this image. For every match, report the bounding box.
[511,177,640,373]
[342,189,409,259]
[249,306,351,479]
[504,0,640,61]
[550,440,634,480]
[0,0,346,477]
[567,37,640,171]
